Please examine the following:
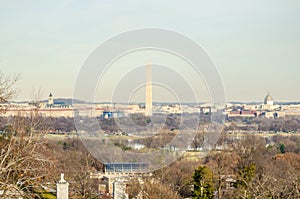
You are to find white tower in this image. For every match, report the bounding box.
[145,64,153,116]
[48,93,54,105]
[56,173,69,199]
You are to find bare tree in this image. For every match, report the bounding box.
[0,72,54,198]
[160,159,197,197]
[0,71,20,103]
[0,132,53,198]
[126,177,141,199]
[48,138,102,198]
[139,179,181,199]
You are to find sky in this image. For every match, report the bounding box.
[0,0,299,102]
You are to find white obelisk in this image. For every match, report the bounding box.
[57,173,69,199]
[145,64,152,116]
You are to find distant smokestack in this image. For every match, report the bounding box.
[145,64,152,116]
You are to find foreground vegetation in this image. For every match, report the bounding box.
[1,127,299,198]
[125,135,300,199]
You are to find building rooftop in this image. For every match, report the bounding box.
[104,163,149,173]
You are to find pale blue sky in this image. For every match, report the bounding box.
[0,0,299,102]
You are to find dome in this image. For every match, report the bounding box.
[264,92,273,105]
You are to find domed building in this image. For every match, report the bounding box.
[261,92,279,114]
[264,92,274,105]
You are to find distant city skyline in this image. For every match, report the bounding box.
[13,91,299,104]
[0,1,299,102]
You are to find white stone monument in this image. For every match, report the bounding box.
[57,173,69,199]
[145,64,152,116]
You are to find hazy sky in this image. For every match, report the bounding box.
[0,0,299,102]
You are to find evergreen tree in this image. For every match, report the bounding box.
[235,162,256,198]
[192,166,214,199]
[279,143,286,154]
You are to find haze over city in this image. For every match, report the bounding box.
[0,0,299,102]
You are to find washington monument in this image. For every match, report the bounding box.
[145,64,153,116]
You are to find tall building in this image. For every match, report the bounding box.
[145,64,152,116]
[48,92,54,105]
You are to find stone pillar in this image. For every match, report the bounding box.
[113,181,129,199]
[57,173,69,199]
